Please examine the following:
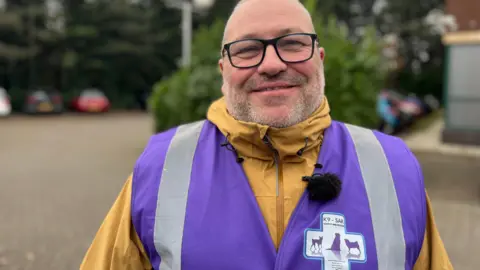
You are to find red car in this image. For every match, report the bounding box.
[71,89,110,113]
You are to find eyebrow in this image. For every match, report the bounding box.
[235,28,305,41]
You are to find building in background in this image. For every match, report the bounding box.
[442,0,480,145]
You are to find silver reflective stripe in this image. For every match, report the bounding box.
[345,124,406,270]
[154,120,205,270]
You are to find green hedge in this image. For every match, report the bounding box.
[149,20,224,132]
[150,2,386,133]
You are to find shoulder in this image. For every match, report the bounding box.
[372,128,423,182]
[134,126,178,179]
[336,121,424,186]
[130,125,179,205]
[132,120,210,186]
[130,121,206,216]
[337,121,421,174]
[341,124,426,207]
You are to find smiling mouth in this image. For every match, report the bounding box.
[252,86,296,92]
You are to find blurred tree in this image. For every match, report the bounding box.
[307,0,446,100]
[0,1,62,109]
[0,0,183,110]
[61,0,182,108]
[374,0,446,101]
[305,0,387,127]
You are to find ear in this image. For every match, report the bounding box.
[318,47,325,61]
[218,58,224,73]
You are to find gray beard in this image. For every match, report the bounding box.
[226,88,323,128]
[225,72,324,128]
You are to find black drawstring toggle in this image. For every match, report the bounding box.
[221,134,244,163]
[296,137,309,156]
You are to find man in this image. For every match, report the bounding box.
[81,0,453,269]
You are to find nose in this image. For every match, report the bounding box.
[257,45,287,76]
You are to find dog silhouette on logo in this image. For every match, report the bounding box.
[328,233,340,251]
[310,236,323,254]
[328,233,341,251]
[344,239,361,254]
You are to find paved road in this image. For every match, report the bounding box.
[417,152,480,270]
[0,114,152,270]
[0,114,479,269]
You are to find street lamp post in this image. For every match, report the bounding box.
[179,0,215,68]
[181,0,193,68]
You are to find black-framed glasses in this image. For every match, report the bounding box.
[222,33,318,69]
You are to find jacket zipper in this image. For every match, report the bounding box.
[262,135,284,250]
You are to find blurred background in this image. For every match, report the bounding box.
[0,0,479,269]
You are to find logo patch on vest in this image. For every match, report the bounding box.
[304,212,367,269]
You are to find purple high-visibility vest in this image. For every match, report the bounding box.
[131,120,426,270]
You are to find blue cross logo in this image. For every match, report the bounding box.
[304,212,367,269]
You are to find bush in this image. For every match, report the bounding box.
[304,0,387,128]
[315,16,386,128]
[149,3,387,133]
[149,20,224,132]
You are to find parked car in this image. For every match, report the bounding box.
[376,89,440,134]
[23,89,64,114]
[404,93,440,115]
[70,88,110,113]
[376,90,409,134]
[0,87,12,117]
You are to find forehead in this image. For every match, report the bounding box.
[224,0,314,42]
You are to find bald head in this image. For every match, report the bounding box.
[222,0,315,47]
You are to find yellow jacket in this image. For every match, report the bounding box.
[81,97,453,269]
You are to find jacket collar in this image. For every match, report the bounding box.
[207,96,332,162]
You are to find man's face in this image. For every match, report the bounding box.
[219,0,326,128]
